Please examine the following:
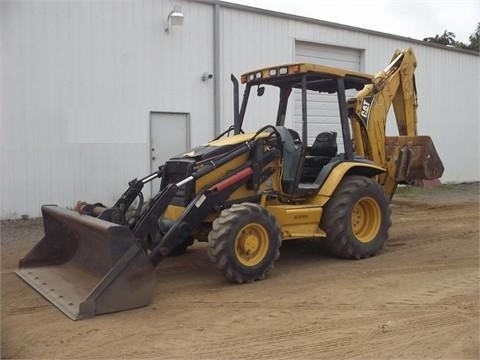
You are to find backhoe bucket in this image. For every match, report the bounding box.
[386,135,444,183]
[16,205,155,320]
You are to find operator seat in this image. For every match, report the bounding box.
[310,131,337,158]
[302,132,338,182]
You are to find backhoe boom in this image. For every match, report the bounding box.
[348,48,443,196]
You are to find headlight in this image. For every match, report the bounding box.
[279,67,288,75]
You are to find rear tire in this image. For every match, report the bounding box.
[208,203,282,283]
[321,176,391,259]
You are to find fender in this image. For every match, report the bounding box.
[317,161,385,198]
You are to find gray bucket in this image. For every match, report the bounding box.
[16,205,155,320]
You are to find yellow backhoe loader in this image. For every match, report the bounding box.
[17,48,443,320]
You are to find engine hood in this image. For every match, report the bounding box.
[172,132,270,161]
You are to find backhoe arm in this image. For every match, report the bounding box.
[348,48,443,197]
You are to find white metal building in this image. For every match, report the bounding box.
[1,0,479,219]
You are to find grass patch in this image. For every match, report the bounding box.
[395,182,479,196]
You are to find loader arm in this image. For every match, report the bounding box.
[348,48,443,197]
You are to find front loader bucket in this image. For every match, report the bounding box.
[386,135,444,183]
[16,205,155,320]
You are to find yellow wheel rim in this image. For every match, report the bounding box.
[351,197,381,243]
[234,223,269,267]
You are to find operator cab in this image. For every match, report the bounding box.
[236,63,373,196]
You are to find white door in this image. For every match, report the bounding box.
[294,42,362,150]
[150,112,189,194]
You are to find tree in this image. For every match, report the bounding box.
[423,23,479,52]
[423,30,457,47]
[467,22,479,51]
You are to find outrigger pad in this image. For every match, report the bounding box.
[16,205,155,320]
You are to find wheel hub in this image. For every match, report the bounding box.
[244,235,259,253]
[235,223,269,267]
[351,196,381,243]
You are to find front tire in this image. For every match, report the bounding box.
[208,203,282,283]
[321,176,391,259]
[169,237,194,256]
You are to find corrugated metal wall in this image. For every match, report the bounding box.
[1,0,479,218]
[1,0,214,218]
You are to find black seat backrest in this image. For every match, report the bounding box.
[310,132,337,157]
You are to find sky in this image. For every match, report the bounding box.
[226,0,479,43]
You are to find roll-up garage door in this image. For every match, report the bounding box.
[294,41,362,150]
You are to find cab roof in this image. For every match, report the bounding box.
[241,63,374,92]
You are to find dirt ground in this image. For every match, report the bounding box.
[1,183,479,359]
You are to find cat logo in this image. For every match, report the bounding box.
[361,102,370,118]
[359,96,374,128]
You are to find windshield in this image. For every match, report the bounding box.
[238,79,345,149]
[240,84,281,133]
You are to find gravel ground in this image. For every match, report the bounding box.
[1,183,479,359]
